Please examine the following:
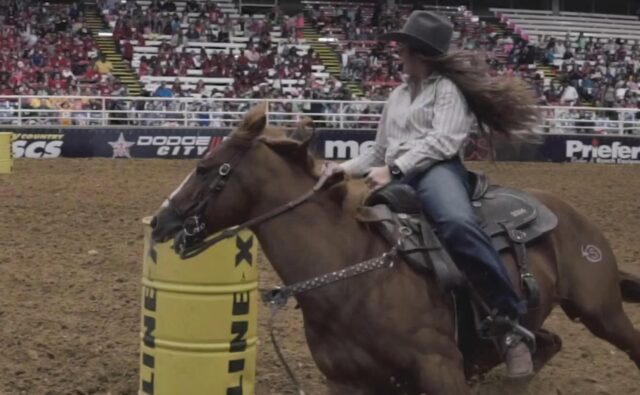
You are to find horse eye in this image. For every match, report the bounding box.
[196,165,208,176]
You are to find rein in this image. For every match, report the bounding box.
[173,170,338,259]
[261,237,403,395]
[261,241,400,307]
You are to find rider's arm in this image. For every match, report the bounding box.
[393,78,473,176]
[340,103,389,178]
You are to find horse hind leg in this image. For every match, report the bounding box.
[563,298,640,368]
[560,272,640,369]
[544,193,640,369]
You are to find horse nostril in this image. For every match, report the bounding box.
[150,216,158,229]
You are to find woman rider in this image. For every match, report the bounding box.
[326,11,540,378]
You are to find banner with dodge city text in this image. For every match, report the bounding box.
[4,128,640,163]
[7,128,229,159]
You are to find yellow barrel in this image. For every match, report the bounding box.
[140,217,258,395]
[0,132,12,174]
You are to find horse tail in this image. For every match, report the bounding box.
[619,270,640,303]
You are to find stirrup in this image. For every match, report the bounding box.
[480,314,537,353]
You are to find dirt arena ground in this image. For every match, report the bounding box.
[1,159,639,395]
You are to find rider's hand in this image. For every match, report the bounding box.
[366,166,392,189]
[321,161,345,177]
[320,161,346,188]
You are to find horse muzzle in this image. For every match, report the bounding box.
[150,208,184,244]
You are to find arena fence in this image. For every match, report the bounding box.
[1,96,640,135]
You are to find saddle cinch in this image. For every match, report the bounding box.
[356,171,559,309]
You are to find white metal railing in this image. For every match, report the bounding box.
[539,105,640,135]
[0,96,639,135]
[0,96,385,130]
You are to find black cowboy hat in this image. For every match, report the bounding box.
[379,11,453,57]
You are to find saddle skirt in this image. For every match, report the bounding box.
[356,172,558,291]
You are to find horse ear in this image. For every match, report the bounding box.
[238,102,267,138]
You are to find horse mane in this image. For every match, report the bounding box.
[231,122,364,213]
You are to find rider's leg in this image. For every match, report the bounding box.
[409,159,525,318]
[409,158,532,378]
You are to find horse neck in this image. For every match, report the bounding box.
[250,180,382,303]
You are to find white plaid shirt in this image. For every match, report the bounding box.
[341,73,474,177]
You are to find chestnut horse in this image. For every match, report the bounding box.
[151,104,640,395]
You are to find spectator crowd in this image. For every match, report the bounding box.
[91,0,360,126]
[0,0,136,124]
[306,0,640,132]
[1,0,640,132]
[313,0,640,112]
[100,0,338,99]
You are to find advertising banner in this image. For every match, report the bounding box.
[5,128,640,163]
[541,135,640,164]
[10,131,64,158]
[6,128,229,159]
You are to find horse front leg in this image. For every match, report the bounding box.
[409,352,470,395]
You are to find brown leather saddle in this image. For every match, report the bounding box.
[356,171,558,308]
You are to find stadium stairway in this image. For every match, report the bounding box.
[303,24,364,97]
[481,15,558,82]
[537,64,559,81]
[85,4,143,95]
[480,16,512,64]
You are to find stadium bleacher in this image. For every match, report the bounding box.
[101,0,330,99]
[304,2,498,98]
[493,8,640,43]
[301,2,640,110]
[3,0,640,130]
[487,7,640,108]
[0,1,117,97]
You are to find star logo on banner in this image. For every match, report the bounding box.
[108,132,135,158]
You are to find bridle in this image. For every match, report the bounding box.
[166,141,339,259]
[165,141,247,258]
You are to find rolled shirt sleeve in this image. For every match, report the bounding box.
[393,78,474,176]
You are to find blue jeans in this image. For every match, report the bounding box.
[408,159,527,319]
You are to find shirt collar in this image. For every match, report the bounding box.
[403,71,441,91]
